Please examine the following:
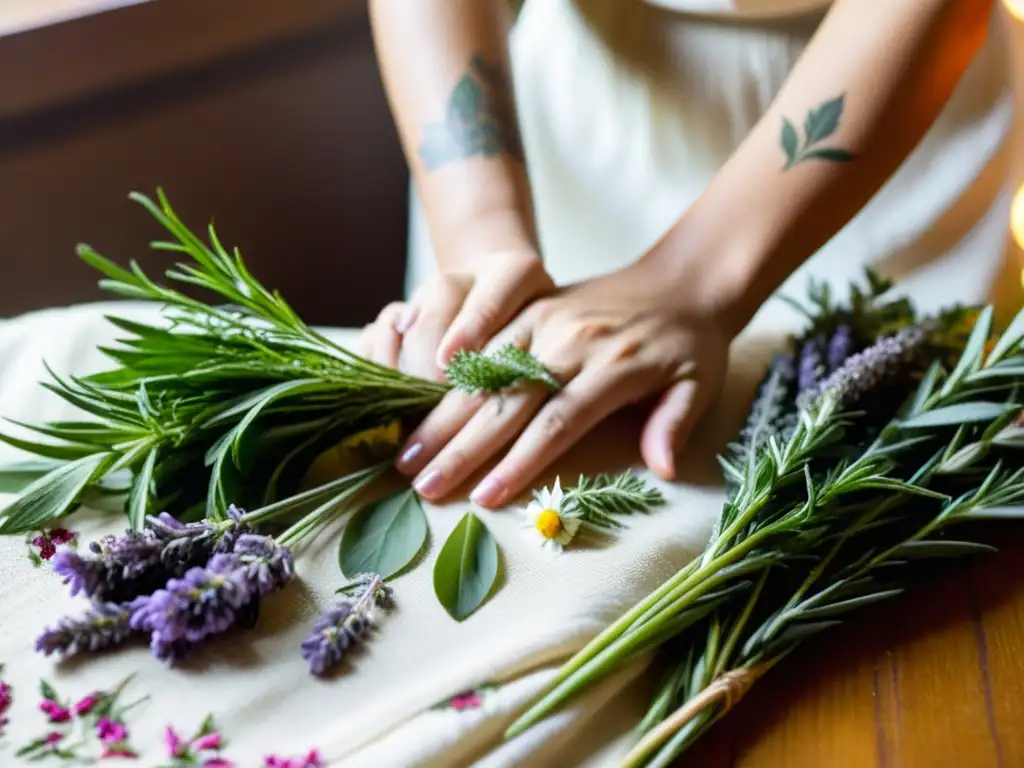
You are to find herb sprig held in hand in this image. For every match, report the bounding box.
[0,190,556,537]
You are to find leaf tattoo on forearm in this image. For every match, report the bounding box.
[780,94,854,170]
[419,54,524,171]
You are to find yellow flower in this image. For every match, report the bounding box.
[520,478,581,554]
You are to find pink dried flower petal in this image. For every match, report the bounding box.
[202,759,235,767]
[193,732,222,751]
[45,731,64,746]
[449,692,482,710]
[97,716,128,744]
[165,726,187,757]
[101,746,137,758]
[73,694,100,716]
[40,699,71,722]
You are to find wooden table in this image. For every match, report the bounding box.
[681,527,1024,767]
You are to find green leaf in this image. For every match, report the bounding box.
[937,442,989,474]
[0,430,102,460]
[901,401,1017,429]
[796,589,904,621]
[0,453,112,534]
[894,540,997,559]
[445,344,559,394]
[986,307,1024,365]
[941,305,993,396]
[40,679,59,701]
[781,118,798,166]
[0,459,61,493]
[858,477,948,500]
[993,425,1024,448]
[340,489,428,580]
[960,505,1024,520]
[804,94,845,145]
[773,619,843,646]
[802,147,854,163]
[201,379,328,428]
[128,447,159,530]
[433,510,500,621]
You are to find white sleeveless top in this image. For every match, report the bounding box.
[407,0,1014,332]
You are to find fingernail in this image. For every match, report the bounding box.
[413,470,444,498]
[471,476,507,507]
[397,442,423,472]
[396,306,418,334]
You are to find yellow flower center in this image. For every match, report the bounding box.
[535,509,563,539]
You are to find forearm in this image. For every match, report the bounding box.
[646,0,994,334]
[369,0,536,270]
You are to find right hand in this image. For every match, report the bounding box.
[358,250,554,381]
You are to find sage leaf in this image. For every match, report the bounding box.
[0,453,112,534]
[340,489,428,580]
[433,510,499,621]
[804,94,845,144]
[0,430,101,461]
[901,401,1017,429]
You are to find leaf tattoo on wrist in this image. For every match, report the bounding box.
[419,54,524,171]
[780,94,854,170]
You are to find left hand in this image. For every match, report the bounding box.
[394,259,734,507]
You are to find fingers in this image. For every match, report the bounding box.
[639,378,703,481]
[357,303,405,368]
[436,256,553,368]
[401,278,467,381]
[469,360,661,507]
[411,385,551,501]
[395,389,487,476]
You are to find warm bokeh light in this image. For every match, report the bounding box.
[1007,0,1024,21]
[1012,184,1024,289]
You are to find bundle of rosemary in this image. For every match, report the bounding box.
[0,191,554,542]
[507,289,1024,766]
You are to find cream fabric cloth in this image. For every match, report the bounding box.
[0,301,774,766]
[0,3,1016,767]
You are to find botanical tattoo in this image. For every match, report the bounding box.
[418,53,524,171]
[780,94,854,170]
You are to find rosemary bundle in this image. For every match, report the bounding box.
[0,191,553,541]
[507,296,1024,765]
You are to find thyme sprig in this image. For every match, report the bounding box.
[507,306,1024,763]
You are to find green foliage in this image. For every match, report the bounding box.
[506,305,1024,766]
[340,489,428,580]
[433,511,500,622]
[445,343,560,395]
[0,191,553,535]
[564,471,665,530]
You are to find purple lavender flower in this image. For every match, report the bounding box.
[35,602,135,658]
[129,536,293,662]
[52,510,249,603]
[301,575,392,676]
[797,335,827,394]
[736,352,797,460]
[826,324,854,372]
[816,326,928,408]
[130,554,253,660]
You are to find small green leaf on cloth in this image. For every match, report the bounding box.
[433,510,500,622]
[340,489,428,580]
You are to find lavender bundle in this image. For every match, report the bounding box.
[508,299,1024,766]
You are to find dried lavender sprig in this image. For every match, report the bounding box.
[826,324,854,372]
[130,535,293,661]
[35,602,135,658]
[301,574,393,676]
[797,335,827,393]
[52,507,249,603]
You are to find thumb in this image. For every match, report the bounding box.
[640,379,704,481]
[436,257,551,368]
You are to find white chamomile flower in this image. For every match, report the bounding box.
[520,477,582,554]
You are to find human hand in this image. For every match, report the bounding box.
[358,250,554,381]
[395,259,734,507]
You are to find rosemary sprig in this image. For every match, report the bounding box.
[0,191,555,537]
[506,306,1024,756]
[564,472,665,530]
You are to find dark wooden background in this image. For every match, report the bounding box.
[0,0,409,326]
